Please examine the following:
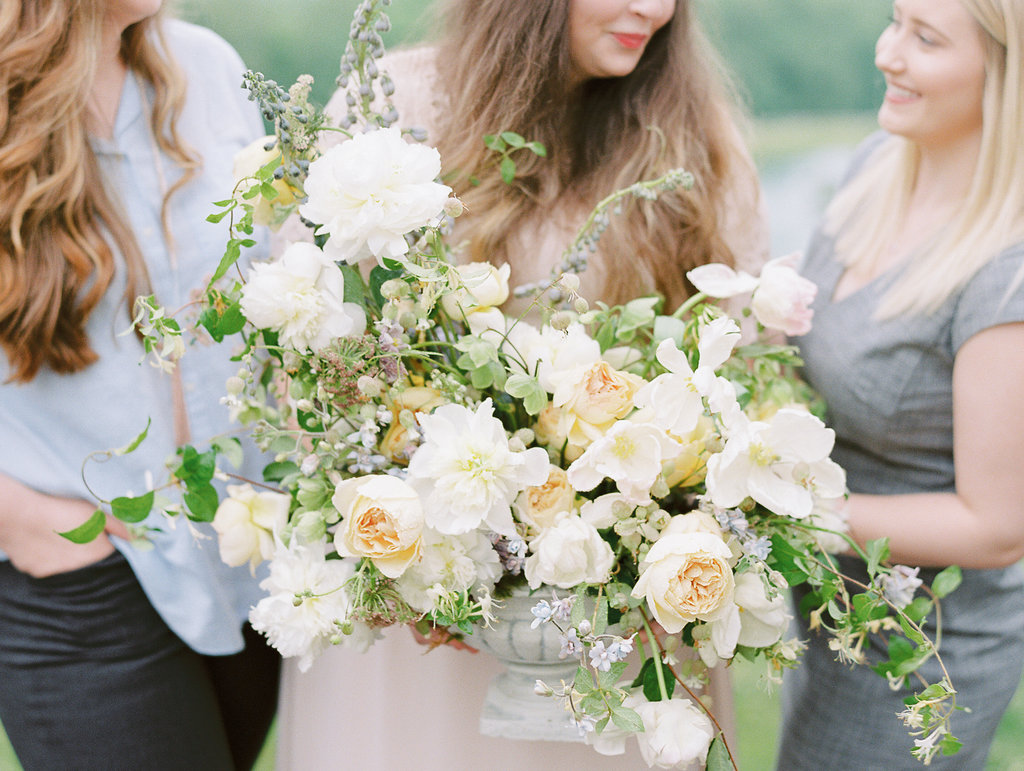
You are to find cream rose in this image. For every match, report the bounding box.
[533,402,585,462]
[635,697,715,769]
[553,361,646,447]
[332,475,424,578]
[212,484,291,569]
[632,531,735,633]
[440,262,511,318]
[514,465,575,530]
[524,511,615,589]
[663,414,714,488]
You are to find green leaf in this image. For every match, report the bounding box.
[902,595,934,625]
[706,737,733,771]
[260,181,279,200]
[594,320,616,351]
[597,660,629,690]
[206,209,232,224]
[340,265,367,305]
[617,297,658,336]
[183,482,220,522]
[212,437,244,470]
[573,665,595,695]
[609,705,644,733]
[110,491,155,523]
[263,461,300,483]
[500,131,525,148]
[504,374,547,416]
[57,509,107,544]
[527,141,547,157]
[483,134,505,152]
[499,156,516,185]
[594,597,609,636]
[865,537,890,574]
[211,239,243,284]
[640,658,674,701]
[113,419,151,456]
[652,315,687,347]
[931,565,962,599]
[940,734,963,756]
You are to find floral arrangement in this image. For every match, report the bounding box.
[70,1,964,767]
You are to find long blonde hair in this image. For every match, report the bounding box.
[825,0,1024,318]
[431,0,749,309]
[0,0,195,383]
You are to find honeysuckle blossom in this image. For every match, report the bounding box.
[248,541,372,672]
[705,408,846,520]
[633,317,740,437]
[406,399,549,535]
[299,125,452,264]
[331,475,424,578]
[567,419,682,504]
[240,241,365,352]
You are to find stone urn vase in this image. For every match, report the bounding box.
[473,585,584,742]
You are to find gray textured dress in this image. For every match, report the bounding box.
[775,136,1024,770]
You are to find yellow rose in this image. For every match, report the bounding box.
[440,262,511,318]
[555,362,646,447]
[232,136,298,229]
[515,465,575,530]
[631,531,735,633]
[332,475,424,578]
[378,387,447,464]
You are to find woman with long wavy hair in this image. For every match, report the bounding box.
[0,1,279,768]
[277,0,768,767]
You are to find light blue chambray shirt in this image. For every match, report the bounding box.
[0,20,271,655]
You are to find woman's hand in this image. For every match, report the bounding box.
[0,473,129,578]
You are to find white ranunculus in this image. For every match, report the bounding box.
[751,254,818,336]
[395,527,502,613]
[406,399,550,536]
[704,407,846,520]
[440,262,511,318]
[567,419,681,504]
[299,126,452,264]
[632,531,735,633]
[240,241,365,352]
[635,698,715,769]
[524,511,615,589]
[332,475,424,578]
[211,484,290,569]
[249,541,373,672]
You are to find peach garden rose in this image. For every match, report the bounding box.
[332,475,424,578]
[553,361,646,447]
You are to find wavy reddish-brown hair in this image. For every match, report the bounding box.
[0,0,195,382]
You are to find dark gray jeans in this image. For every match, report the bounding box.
[0,551,279,771]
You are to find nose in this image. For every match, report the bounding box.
[874,26,904,75]
[627,0,674,20]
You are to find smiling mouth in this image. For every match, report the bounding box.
[886,84,920,101]
[612,33,648,50]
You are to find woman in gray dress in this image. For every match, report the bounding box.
[777,0,1024,768]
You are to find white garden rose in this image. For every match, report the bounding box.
[632,531,735,633]
[514,465,576,530]
[299,126,452,264]
[332,475,424,578]
[440,262,511,318]
[240,241,365,353]
[524,511,615,589]
[635,698,715,768]
[211,484,290,569]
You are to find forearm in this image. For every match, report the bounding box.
[847,490,1024,570]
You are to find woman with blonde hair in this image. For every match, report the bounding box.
[277,0,768,767]
[0,1,278,767]
[777,0,1024,767]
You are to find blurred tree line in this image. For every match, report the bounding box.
[176,0,888,117]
